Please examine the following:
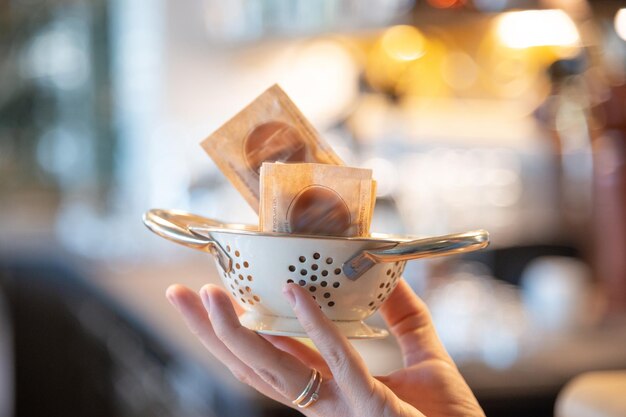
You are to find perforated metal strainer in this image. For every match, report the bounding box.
[144,209,489,339]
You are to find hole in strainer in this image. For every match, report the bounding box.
[243,261,249,268]
[334,268,341,275]
[328,301,335,307]
[226,245,231,252]
[313,253,320,260]
[247,275,253,281]
[321,270,328,277]
[325,257,333,265]
[333,282,340,288]
[289,265,296,272]
[235,250,240,257]
[300,269,307,276]
[323,292,330,299]
[309,286,316,292]
[321,281,328,287]
[311,264,318,271]
[299,280,306,286]
[299,256,306,263]
[310,275,318,281]
[287,279,294,284]
[253,295,260,302]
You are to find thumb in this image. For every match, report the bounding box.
[378,280,452,367]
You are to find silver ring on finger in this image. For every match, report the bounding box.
[292,368,323,409]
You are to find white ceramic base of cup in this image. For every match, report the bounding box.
[239,311,388,339]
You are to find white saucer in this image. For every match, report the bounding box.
[239,311,388,339]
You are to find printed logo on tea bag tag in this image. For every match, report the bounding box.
[244,121,306,175]
[286,185,351,236]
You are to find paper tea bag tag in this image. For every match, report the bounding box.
[260,163,375,237]
[201,85,343,213]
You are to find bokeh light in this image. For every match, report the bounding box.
[615,8,626,41]
[496,10,580,49]
[427,0,466,9]
[441,51,479,90]
[380,25,426,61]
[365,25,431,94]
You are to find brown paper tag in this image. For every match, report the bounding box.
[201,85,343,213]
[260,163,375,237]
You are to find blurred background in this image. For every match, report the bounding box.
[2,0,626,416]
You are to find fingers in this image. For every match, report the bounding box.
[283,283,375,405]
[378,280,451,366]
[199,284,315,402]
[262,335,330,375]
[165,285,287,404]
[228,293,246,316]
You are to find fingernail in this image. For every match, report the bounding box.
[165,289,179,309]
[200,287,211,313]
[283,285,295,308]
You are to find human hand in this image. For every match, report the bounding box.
[166,280,485,417]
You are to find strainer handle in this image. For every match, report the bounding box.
[343,229,489,281]
[142,209,233,272]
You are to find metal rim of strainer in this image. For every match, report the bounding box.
[151,208,411,242]
[143,209,490,281]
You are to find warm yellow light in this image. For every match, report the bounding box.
[496,10,580,49]
[615,8,626,41]
[381,25,426,61]
[441,51,478,90]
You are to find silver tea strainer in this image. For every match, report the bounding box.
[144,209,489,339]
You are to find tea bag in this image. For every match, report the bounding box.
[370,180,378,221]
[260,163,375,237]
[201,85,343,213]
